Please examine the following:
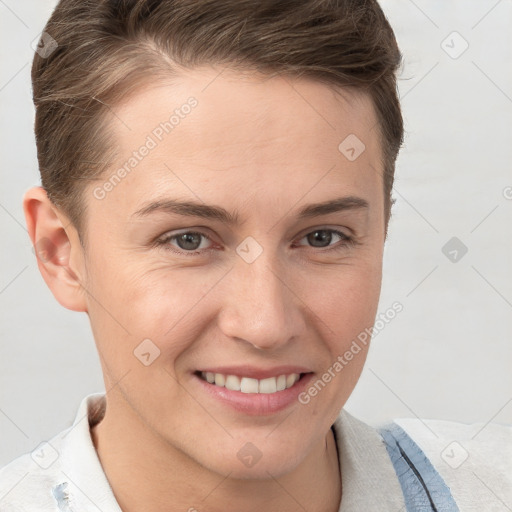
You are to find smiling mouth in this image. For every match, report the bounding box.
[195,371,307,394]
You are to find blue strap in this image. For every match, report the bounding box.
[378,423,459,512]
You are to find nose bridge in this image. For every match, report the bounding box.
[219,247,302,350]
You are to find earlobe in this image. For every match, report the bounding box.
[23,186,88,313]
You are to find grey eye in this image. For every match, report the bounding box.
[174,232,205,251]
[306,230,336,248]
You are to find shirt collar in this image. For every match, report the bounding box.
[56,393,123,511]
[332,409,405,511]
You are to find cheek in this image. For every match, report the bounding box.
[303,257,382,338]
[301,257,382,404]
[298,266,381,420]
[84,258,222,364]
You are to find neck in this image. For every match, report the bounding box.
[91,397,342,512]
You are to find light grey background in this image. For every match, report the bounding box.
[1,0,511,467]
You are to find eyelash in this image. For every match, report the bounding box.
[155,228,358,257]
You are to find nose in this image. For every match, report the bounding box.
[217,254,306,351]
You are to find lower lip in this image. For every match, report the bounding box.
[192,373,315,416]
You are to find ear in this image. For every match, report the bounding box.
[23,186,88,312]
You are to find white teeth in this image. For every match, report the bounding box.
[259,377,277,394]
[240,377,259,393]
[225,375,241,391]
[214,373,225,387]
[286,374,299,388]
[201,372,301,394]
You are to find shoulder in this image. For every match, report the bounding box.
[0,393,105,512]
[392,416,512,510]
[0,428,69,511]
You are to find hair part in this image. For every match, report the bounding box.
[32,0,404,241]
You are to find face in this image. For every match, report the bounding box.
[80,66,385,478]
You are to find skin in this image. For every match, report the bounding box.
[24,66,386,512]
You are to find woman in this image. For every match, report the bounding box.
[0,1,510,510]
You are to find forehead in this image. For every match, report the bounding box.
[112,66,380,158]
[91,66,383,223]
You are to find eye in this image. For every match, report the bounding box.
[156,231,214,255]
[295,229,355,251]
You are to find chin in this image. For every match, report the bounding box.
[192,437,307,481]
[216,456,301,481]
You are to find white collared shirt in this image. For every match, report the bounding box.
[0,393,510,511]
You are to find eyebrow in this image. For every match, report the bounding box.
[132,195,369,225]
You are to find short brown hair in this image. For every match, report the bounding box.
[32,0,403,238]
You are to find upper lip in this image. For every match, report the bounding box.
[196,365,312,380]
